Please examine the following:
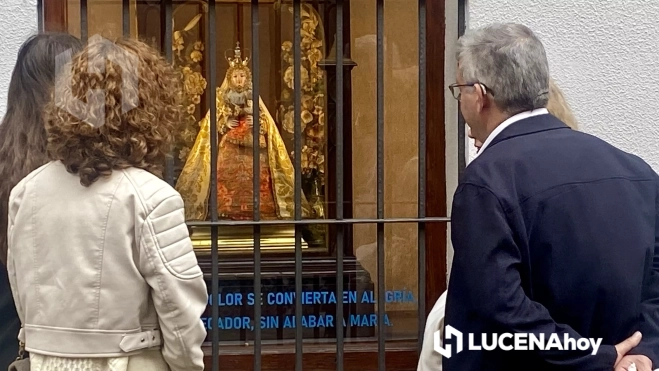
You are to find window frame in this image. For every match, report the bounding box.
[41,1,449,369]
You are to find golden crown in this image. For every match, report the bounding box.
[225,42,250,68]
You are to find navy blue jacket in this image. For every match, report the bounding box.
[444,114,659,371]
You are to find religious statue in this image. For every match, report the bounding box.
[176,42,310,221]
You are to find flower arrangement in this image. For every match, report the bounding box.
[172,14,207,162]
[277,4,326,187]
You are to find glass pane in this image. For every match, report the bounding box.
[201,264,378,344]
[354,224,419,341]
[351,0,420,342]
[67,0,138,39]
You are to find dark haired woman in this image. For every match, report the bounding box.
[0,32,83,368]
[7,37,207,371]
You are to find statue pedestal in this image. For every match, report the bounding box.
[189,225,309,254]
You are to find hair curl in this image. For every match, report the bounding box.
[44,37,184,187]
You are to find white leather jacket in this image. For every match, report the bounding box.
[6,161,208,371]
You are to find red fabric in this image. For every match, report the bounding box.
[217,119,277,220]
[224,117,251,142]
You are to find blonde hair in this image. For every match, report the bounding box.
[547,78,578,130]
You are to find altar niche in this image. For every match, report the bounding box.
[155,1,339,254]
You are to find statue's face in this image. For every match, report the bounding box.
[231,69,247,88]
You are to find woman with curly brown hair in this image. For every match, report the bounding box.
[6,37,207,371]
[0,33,83,369]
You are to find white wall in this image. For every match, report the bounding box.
[445,0,460,283]
[0,0,38,119]
[465,0,659,170]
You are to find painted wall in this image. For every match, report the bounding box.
[445,0,460,285]
[465,0,659,170]
[0,0,38,118]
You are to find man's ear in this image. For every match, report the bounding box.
[474,83,487,112]
[478,83,488,96]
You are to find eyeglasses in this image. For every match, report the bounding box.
[448,82,494,100]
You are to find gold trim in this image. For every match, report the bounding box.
[190,225,308,253]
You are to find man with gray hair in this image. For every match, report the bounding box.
[444,23,659,371]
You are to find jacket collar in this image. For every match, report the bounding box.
[483,114,570,154]
[474,109,549,159]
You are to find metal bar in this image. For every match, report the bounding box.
[37,0,43,33]
[122,0,130,37]
[162,0,173,63]
[80,0,88,42]
[274,5,282,108]
[376,0,385,369]
[335,0,345,370]
[417,0,427,356]
[186,216,451,227]
[293,0,303,369]
[206,1,219,370]
[457,0,467,176]
[458,0,466,48]
[163,0,175,185]
[251,1,262,370]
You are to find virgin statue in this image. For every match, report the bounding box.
[176,42,310,221]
